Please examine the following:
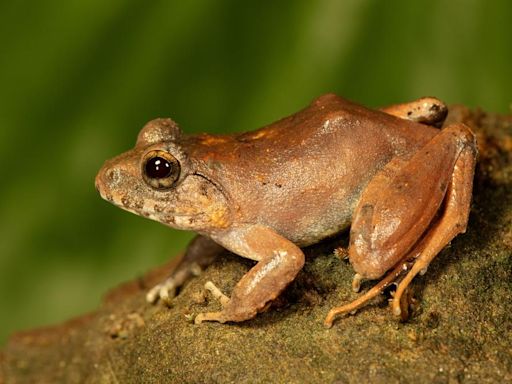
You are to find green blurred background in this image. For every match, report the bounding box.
[0,0,510,344]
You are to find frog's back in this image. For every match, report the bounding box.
[189,94,439,245]
[230,93,438,164]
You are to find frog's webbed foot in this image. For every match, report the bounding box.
[326,123,476,327]
[380,97,448,128]
[194,225,305,325]
[147,235,223,306]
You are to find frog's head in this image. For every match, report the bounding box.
[95,118,231,232]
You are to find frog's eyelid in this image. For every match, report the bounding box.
[136,118,181,146]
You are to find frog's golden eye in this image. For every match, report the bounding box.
[142,150,180,189]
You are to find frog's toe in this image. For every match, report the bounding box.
[159,285,177,306]
[146,284,161,303]
[193,282,235,324]
[194,311,226,324]
[351,273,363,292]
[146,278,177,305]
[325,260,411,327]
[204,281,230,307]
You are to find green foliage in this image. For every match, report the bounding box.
[0,0,510,344]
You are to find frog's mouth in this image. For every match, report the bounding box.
[98,188,202,221]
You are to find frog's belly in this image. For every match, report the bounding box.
[288,213,352,247]
[256,178,363,247]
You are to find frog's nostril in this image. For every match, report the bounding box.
[106,168,123,185]
[107,169,115,181]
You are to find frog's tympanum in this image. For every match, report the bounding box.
[95,94,476,327]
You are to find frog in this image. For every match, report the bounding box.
[95,94,477,327]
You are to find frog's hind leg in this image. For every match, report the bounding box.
[325,123,476,327]
[380,97,448,127]
[390,127,476,317]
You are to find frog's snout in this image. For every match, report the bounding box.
[94,166,107,192]
[95,162,122,201]
[95,164,110,199]
[94,174,101,193]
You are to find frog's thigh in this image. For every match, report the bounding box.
[380,97,447,127]
[195,226,305,324]
[325,124,475,326]
[349,123,476,280]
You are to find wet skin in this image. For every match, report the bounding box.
[95,94,476,327]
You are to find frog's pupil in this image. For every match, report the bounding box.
[146,156,171,179]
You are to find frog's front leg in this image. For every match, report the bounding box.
[380,97,448,127]
[195,225,305,324]
[325,123,476,327]
[147,235,224,305]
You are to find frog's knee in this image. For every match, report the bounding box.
[444,123,477,150]
[349,252,388,280]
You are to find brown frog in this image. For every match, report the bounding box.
[95,94,476,327]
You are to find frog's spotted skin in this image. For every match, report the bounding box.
[96,94,476,326]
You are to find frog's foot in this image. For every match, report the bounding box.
[194,281,231,324]
[146,261,203,305]
[147,236,224,306]
[146,278,177,305]
[380,97,448,127]
[324,261,410,328]
[193,280,274,324]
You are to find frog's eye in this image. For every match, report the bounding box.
[142,150,180,189]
